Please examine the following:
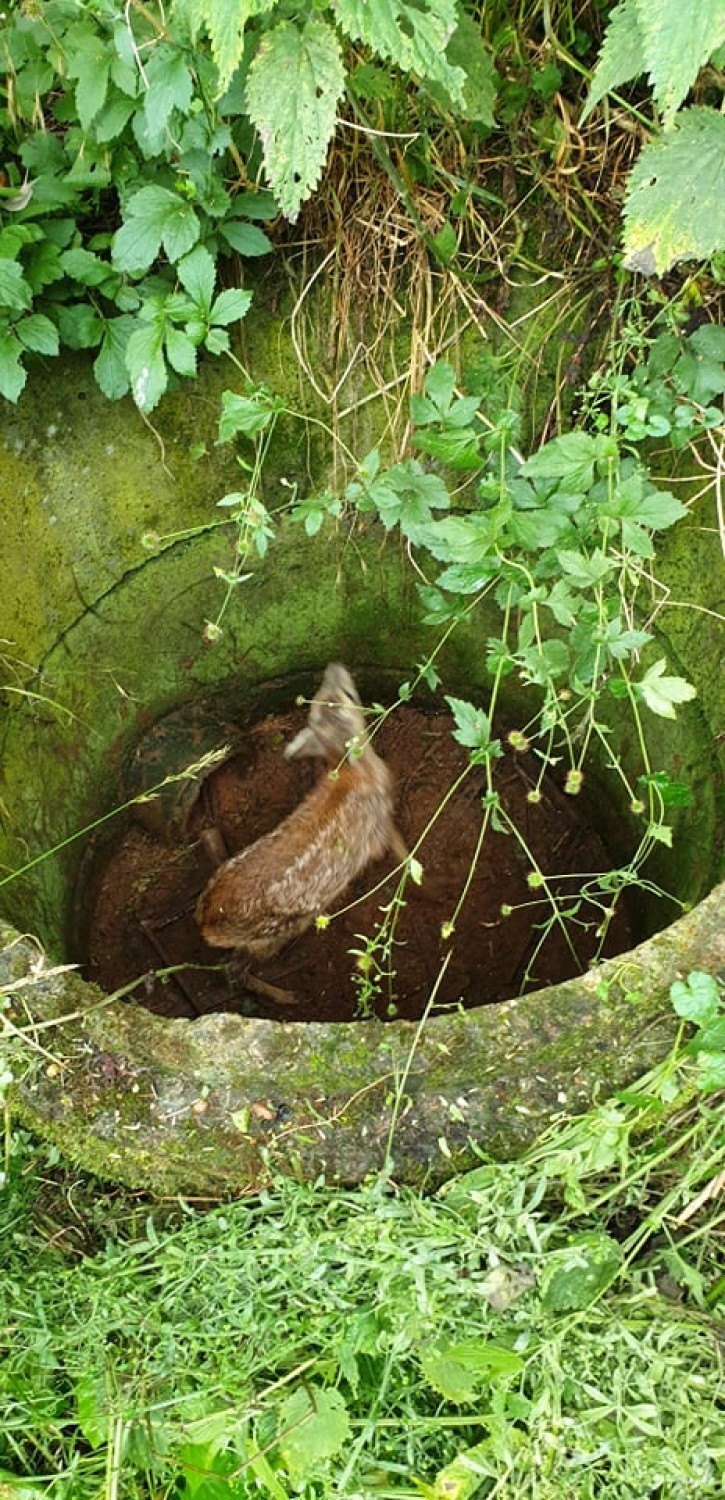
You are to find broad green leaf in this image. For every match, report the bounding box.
[620,519,655,558]
[142,46,194,150]
[351,459,449,541]
[445,696,491,750]
[278,1385,350,1482]
[94,315,136,399]
[419,1340,523,1403]
[689,322,725,361]
[93,92,136,142]
[425,13,498,124]
[75,1372,108,1449]
[518,638,570,684]
[582,0,645,121]
[636,658,697,718]
[0,329,27,401]
[229,190,279,220]
[638,771,693,807]
[504,506,569,549]
[624,107,725,273]
[113,186,200,273]
[333,0,465,106]
[245,20,345,221]
[624,487,687,529]
[15,313,59,356]
[0,257,32,312]
[66,24,111,130]
[165,325,197,377]
[424,359,457,413]
[692,1018,725,1055]
[414,427,481,469]
[126,317,168,411]
[201,0,277,95]
[218,219,273,256]
[540,1232,623,1311]
[670,971,720,1027]
[427,1441,493,1500]
[60,245,114,287]
[545,580,578,627]
[24,239,65,293]
[57,304,104,349]
[696,1052,725,1090]
[521,431,599,492]
[636,0,725,124]
[210,288,253,325]
[557,549,617,588]
[218,388,278,439]
[177,245,217,311]
[674,345,725,404]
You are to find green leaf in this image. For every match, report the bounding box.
[582,0,645,121]
[419,1339,523,1403]
[113,186,200,273]
[521,431,600,492]
[639,771,694,807]
[620,519,655,558]
[277,1386,350,1483]
[15,313,59,356]
[201,0,277,95]
[692,1018,725,1055]
[427,1441,493,1500]
[218,388,278,439]
[689,322,725,361]
[210,288,253,325]
[228,190,279,220]
[0,329,27,401]
[695,1052,725,1090]
[424,359,457,413]
[557,549,617,588]
[24,239,65,293]
[126,317,168,411]
[60,245,115,287]
[165,326,198,377]
[94,316,136,399]
[177,245,217,313]
[603,475,688,531]
[414,427,480,469]
[66,23,111,130]
[349,459,449,541]
[425,13,498,125]
[445,696,491,750]
[334,0,466,107]
[57,304,104,349]
[75,1372,108,1449]
[636,658,697,718]
[636,0,725,124]
[142,46,194,150]
[670,970,720,1027]
[540,1232,623,1311]
[93,92,136,143]
[624,107,725,274]
[245,19,345,221]
[0,257,32,313]
[218,219,273,256]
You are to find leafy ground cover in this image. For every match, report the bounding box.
[0,975,723,1498]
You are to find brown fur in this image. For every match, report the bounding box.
[196,664,406,960]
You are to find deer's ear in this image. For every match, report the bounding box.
[284,725,327,760]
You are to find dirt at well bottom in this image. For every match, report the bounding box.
[83,704,635,1023]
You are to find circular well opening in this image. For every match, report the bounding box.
[76,676,638,1024]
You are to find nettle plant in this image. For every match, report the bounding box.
[0,0,489,404]
[214,351,706,1002]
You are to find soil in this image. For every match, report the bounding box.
[82,704,635,1023]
